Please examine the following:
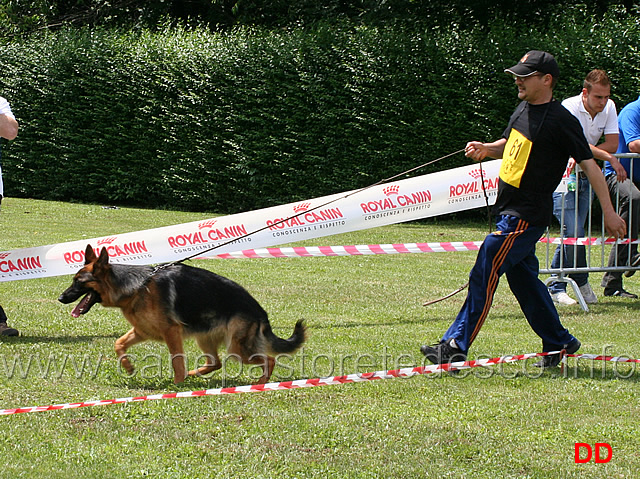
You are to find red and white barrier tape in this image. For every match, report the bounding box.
[566,353,640,363]
[541,237,640,246]
[1,351,635,416]
[204,241,484,259]
[201,237,640,260]
[0,350,578,416]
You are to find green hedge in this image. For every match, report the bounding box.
[0,9,639,213]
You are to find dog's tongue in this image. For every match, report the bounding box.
[71,293,94,318]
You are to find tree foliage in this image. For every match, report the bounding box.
[0,0,638,35]
[1,6,639,212]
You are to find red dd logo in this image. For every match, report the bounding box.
[574,443,612,464]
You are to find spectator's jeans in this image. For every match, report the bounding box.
[602,174,640,291]
[548,177,592,293]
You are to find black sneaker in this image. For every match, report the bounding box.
[0,322,19,337]
[420,339,467,365]
[624,254,640,278]
[533,339,581,368]
[604,288,638,299]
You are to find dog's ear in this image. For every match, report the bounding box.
[84,244,97,264]
[97,247,110,267]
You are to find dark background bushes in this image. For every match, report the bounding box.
[0,5,639,213]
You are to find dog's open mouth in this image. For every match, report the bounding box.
[71,292,100,318]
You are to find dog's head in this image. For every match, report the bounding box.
[58,244,110,317]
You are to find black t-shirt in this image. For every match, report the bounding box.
[493,100,592,226]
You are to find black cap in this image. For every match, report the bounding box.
[504,50,560,78]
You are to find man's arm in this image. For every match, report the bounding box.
[590,133,627,182]
[628,139,640,154]
[580,158,626,238]
[464,138,507,162]
[0,114,18,141]
[597,133,618,154]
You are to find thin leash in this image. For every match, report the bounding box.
[150,149,465,276]
[478,159,493,233]
[423,158,493,306]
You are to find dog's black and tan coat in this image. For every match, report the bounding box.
[59,245,306,384]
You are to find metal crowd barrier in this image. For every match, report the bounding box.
[540,153,640,311]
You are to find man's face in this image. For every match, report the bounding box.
[512,73,550,104]
[582,83,611,115]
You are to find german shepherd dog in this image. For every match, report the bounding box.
[59,245,306,384]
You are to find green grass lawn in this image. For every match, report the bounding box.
[0,197,638,478]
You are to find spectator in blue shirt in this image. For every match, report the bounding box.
[601,95,640,298]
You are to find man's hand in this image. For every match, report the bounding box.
[604,211,627,240]
[465,142,488,162]
[465,139,507,162]
[609,156,628,183]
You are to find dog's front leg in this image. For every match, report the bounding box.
[164,324,187,384]
[115,328,144,376]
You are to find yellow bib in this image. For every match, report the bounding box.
[500,129,532,188]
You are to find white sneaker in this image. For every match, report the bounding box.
[579,283,598,304]
[551,292,577,305]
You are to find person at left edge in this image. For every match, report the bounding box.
[0,96,20,337]
[420,51,626,368]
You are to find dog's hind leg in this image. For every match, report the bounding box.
[255,355,275,384]
[229,350,275,384]
[239,354,275,384]
[189,334,223,377]
[163,324,188,384]
[227,320,276,384]
[115,328,144,376]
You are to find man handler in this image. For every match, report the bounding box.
[421,51,626,368]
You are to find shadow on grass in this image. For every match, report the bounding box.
[104,352,640,392]
[0,334,120,345]
[116,363,640,393]
[310,314,445,330]
[591,299,640,310]
[113,373,266,391]
[552,362,640,383]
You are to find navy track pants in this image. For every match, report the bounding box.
[442,215,576,353]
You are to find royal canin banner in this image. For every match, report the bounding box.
[0,160,501,282]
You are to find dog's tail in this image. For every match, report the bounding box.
[263,319,307,355]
